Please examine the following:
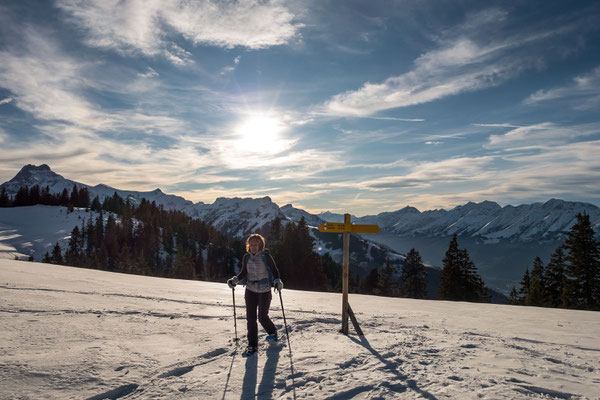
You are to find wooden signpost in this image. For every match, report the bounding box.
[318,214,380,335]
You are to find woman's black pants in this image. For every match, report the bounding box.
[245,289,277,347]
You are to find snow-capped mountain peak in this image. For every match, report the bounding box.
[1,164,194,211]
[3,164,76,194]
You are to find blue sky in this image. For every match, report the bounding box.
[1,0,599,215]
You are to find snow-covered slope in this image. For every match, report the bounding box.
[1,260,598,399]
[0,205,93,260]
[280,204,325,228]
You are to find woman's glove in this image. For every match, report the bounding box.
[273,278,283,292]
[227,276,239,289]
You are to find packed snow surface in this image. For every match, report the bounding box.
[1,260,599,399]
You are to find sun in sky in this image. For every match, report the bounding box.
[234,114,287,154]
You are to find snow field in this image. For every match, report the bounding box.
[1,259,599,399]
[0,205,92,261]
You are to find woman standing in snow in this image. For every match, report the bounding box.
[227,233,283,357]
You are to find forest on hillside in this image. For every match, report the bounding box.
[3,185,599,310]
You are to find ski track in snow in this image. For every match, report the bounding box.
[1,260,599,399]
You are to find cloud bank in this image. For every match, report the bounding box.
[57,0,302,63]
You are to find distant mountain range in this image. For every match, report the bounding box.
[3,164,599,294]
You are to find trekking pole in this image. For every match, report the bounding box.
[278,290,291,349]
[232,287,239,344]
[278,289,297,396]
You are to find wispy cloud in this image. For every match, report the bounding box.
[426,141,600,209]
[0,29,91,124]
[524,66,600,110]
[355,116,425,122]
[136,67,159,79]
[220,55,242,76]
[473,123,520,128]
[486,122,600,149]
[323,8,586,117]
[357,156,495,191]
[0,27,227,191]
[0,27,188,135]
[359,122,600,210]
[0,97,13,105]
[57,0,302,63]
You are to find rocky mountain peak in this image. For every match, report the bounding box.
[11,164,60,182]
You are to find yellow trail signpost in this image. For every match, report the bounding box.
[318,214,380,335]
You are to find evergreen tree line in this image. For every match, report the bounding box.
[0,184,91,209]
[438,235,490,302]
[509,213,600,311]
[42,196,239,282]
[361,234,490,303]
[267,216,490,302]
[267,216,338,292]
[359,249,428,299]
[23,187,487,302]
[268,215,429,299]
[352,234,490,303]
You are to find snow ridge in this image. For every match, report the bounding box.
[352,200,600,243]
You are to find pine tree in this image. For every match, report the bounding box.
[525,257,545,306]
[0,187,11,207]
[518,268,530,305]
[42,251,51,263]
[171,244,196,280]
[65,225,82,266]
[50,242,64,264]
[116,243,133,273]
[562,213,600,310]
[400,248,427,299]
[104,214,119,271]
[41,186,52,205]
[81,213,107,269]
[458,248,487,302]
[439,235,462,300]
[91,195,102,212]
[69,185,79,208]
[439,235,488,302]
[14,186,29,206]
[544,247,566,308]
[85,217,96,260]
[508,287,520,305]
[268,216,283,243]
[29,185,41,205]
[78,187,90,208]
[361,267,381,295]
[379,257,397,297]
[59,188,69,206]
[320,253,341,291]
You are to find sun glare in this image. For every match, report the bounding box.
[235,115,286,154]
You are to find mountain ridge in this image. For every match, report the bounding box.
[3,164,598,294]
[2,164,599,243]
